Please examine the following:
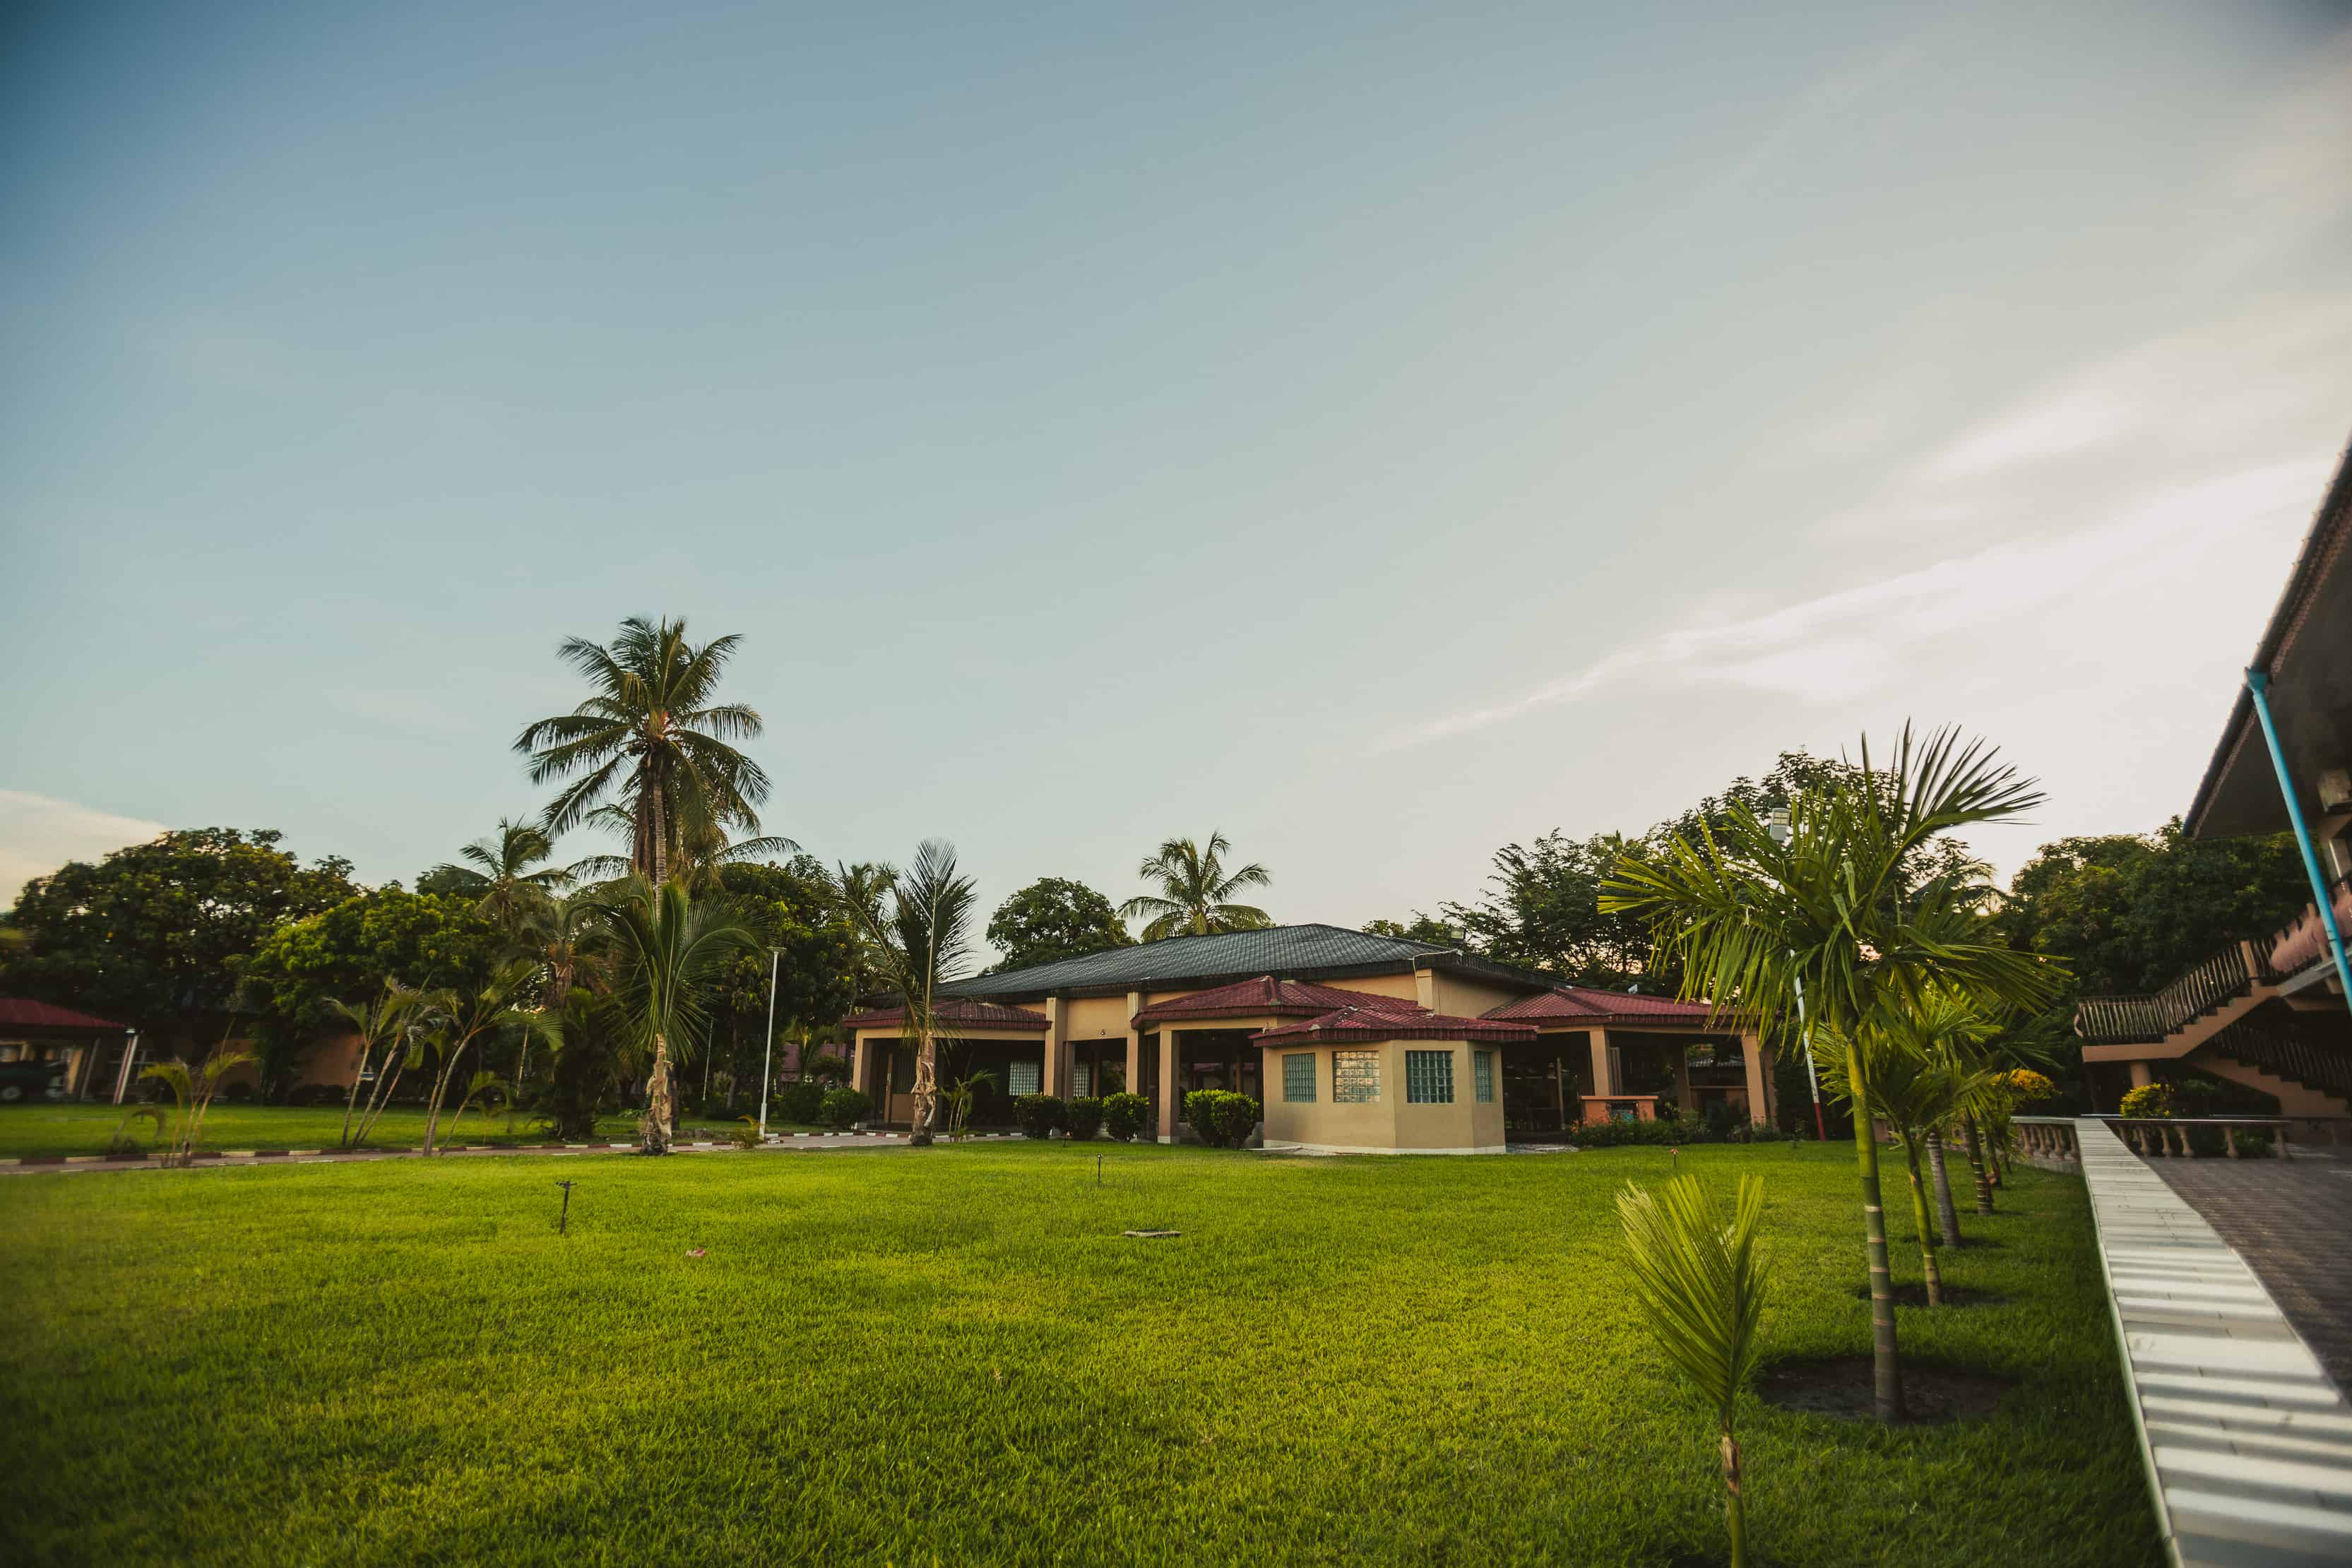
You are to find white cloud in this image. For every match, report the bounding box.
[0,791,166,905]
[1923,387,2137,480]
[1398,459,2329,744]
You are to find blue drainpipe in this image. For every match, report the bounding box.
[2245,668,2352,1022]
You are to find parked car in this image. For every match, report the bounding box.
[0,1060,67,1103]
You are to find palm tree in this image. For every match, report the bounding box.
[591,877,761,1154]
[564,804,800,892]
[833,841,978,1146]
[327,980,423,1150]
[1119,831,1273,941]
[515,617,772,884]
[415,960,554,1156]
[1819,992,2005,1308]
[429,818,567,932]
[1617,1175,1772,1568]
[1601,726,2061,1423]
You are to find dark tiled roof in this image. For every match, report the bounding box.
[1483,987,1730,1026]
[1255,1004,1537,1045]
[0,997,126,1031]
[841,998,1048,1033]
[944,924,1457,999]
[1132,976,1422,1026]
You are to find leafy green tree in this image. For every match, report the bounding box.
[1436,831,1664,988]
[1118,832,1271,941]
[515,617,772,884]
[241,888,503,1095]
[1,828,357,1058]
[1362,915,1468,946]
[987,877,1134,970]
[704,858,860,1103]
[1604,726,2061,1424]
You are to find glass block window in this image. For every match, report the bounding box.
[1073,1061,1092,1098]
[1283,1052,1316,1103]
[1007,1058,1042,1097]
[1474,1050,1495,1104]
[1406,1049,1454,1104]
[1332,1048,1380,1104]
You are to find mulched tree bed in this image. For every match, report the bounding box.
[1758,1355,2012,1424]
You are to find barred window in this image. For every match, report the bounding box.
[1332,1048,1380,1104]
[1283,1052,1316,1103]
[1474,1050,1495,1104]
[1406,1049,1454,1105]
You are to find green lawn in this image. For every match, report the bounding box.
[0,1103,821,1160]
[0,1141,2158,1567]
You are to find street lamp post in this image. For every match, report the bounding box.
[1766,807,1829,1142]
[757,947,781,1141]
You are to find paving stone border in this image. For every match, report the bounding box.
[2076,1115,2352,1567]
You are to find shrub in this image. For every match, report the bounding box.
[1102,1092,1151,1142]
[287,1083,345,1108]
[2004,1068,2057,1102]
[775,1080,827,1126]
[1570,1117,1681,1148]
[821,1087,873,1129]
[1013,1094,1068,1139]
[802,1051,850,1083]
[220,1081,256,1104]
[1184,1090,1261,1148]
[1065,1096,1104,1141]
[2233,1131,2275,1158]
[2186,1124,2228,1157]
[2118,1083,2174,1119]
[732,1117,763,1149]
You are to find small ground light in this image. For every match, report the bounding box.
[554,1178,575,1234]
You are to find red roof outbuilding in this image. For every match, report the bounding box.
[0,997,129,1031]
[1483,987,1732,1028]
[1132,976,1423,1026]
[839,998,1050,1033]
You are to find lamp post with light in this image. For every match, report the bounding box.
[1767,807,1830,1142]
[757,947,781,1141]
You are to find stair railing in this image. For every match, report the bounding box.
[2075,942,2266,1044]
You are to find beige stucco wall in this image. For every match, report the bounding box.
[1059,996,1129,1040]
[1258,1038,1506,1155]
[1322,973,1420,1004]
[1423,972,1526,1021]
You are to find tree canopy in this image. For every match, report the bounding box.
[1119,832,1272,941]
[0,828,358,1052]
[987,877,1133,971]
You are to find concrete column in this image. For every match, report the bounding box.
[1158,1028,1181,1141]
[850,1035,869,1100]
[1740,1033,1771,1128]
[2130,1059,2154,1089]
[1124,992,1144,1099]
[1587,1029,1612,1098]
[1040,997,1067,1098]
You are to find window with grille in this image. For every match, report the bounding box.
[1332,1048,1380,1103]
[1406,1049,1454,1104]
[1007,1058,1042,1097]
[1474,1050,1495,1104]
[1283,1052,1316,1103]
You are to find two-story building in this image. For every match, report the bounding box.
[842,923,1771,1153]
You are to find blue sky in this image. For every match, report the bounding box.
[5,1,2351,949]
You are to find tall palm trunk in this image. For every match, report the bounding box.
[1848,1040,1904,1422]
[641,1033,675,1153]
[1925,1129,1962,1247]
[1962,1115,1995,1214]
[909,1028,939,1146]
[1902,1136,1944,1307]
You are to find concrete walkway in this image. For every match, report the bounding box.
[2149,1151,2352,1396]
[2077,1115,2352,1567]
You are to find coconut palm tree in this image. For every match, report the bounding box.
[1617,1175,1772,1568]
[1118,831,1272,941]
[515,617,771,884]
[564,804,800,892]
[1601,725,2061,1423]
[591,876,761,1154]
[833,841,978,1147]
[428,818,568,932]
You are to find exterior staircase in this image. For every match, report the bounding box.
[2078,939,2352,1115]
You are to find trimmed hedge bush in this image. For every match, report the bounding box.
[1065,1096,1104,1141]
[1102,1092,1151,1141]
[1184,1090,1261,1149]
[1566,1117,1680,1148]
[1013,1094,1068,1139]
[821,1087,872,1129]
[775,1080,827,1126]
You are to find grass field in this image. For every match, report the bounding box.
[0,1103,818,1159]
[0,1141,2158,1567]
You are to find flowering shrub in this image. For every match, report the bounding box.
[2005,1069,2056,1102]
[2118,1083,2173,1119]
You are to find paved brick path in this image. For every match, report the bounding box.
[2149,1153,2352,1396]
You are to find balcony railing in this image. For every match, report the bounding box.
[2075,942,2271,1044]
[2266,872,2352,980]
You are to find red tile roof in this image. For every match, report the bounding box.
[1132,976,1423,1026]
[1254,1003,1537,1045]
[841,997,1049,1033]
[0,997,128,1031]
[1483,987,1733,1027]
